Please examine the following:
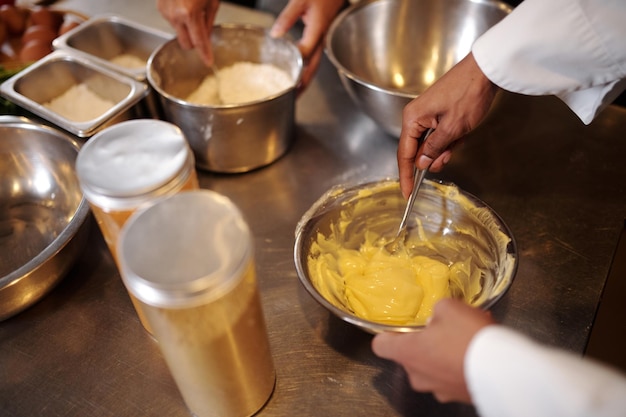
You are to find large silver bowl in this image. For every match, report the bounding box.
[325,0,511,137]
[294,179,517,333]
[0,116,91,320]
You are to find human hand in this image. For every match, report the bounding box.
[157,0,220,65]
[371,298,495,403]
[270,0,345,92]
[397,53,499,198]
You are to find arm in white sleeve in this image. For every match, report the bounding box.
[465,325,626,417]
[471,0,626,124]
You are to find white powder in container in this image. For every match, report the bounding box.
[186,61,293,105]
[186,76,220,105]
[110,53,146,69]
[44,84,117,122]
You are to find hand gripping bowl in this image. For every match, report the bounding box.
[294,179,518,334]
[0,116,91,320]
[325,0,512,137]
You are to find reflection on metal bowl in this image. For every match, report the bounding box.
[294,179,517,334]
[0,116,91,321]
[325,0,511,137]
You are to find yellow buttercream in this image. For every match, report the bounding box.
[301,180,515,328]
[308,183,509,326]
[308,223,472,326]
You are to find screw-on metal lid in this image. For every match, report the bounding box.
[76,119,193,210]
[118,190,253,308]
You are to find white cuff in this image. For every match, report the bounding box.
[472,0,626,124]
[465,325,626,417]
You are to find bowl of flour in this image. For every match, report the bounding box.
[147,24,303,173]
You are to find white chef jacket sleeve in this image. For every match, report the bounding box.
[471,0,626,124]
[464,325,626,417]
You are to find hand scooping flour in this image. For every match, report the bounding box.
[185,62,294,105]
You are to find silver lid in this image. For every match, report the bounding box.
[76,119,193,210]
[118,190,253,308]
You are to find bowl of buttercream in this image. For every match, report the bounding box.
[294,178,518,333]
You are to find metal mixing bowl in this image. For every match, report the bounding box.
[0,116,91,321]
[325,0,512,137]
[294,179,517,333]
[147,24,303,173]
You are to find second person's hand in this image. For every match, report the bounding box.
[371,298,496,403]
[397,53,500,199]
[270,0,345,92]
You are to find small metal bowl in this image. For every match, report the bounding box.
[294,179,518,334]
[147,24,303,173]
[0,116,91,321]
[53,14,172,81]
[325,0,511,137]
[0,50,148,137]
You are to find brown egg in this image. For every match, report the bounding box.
[19,39,51,62]
[0,20,7,45]
[0,5,27,35]
[29,7,62,30]
[21,24,56,45]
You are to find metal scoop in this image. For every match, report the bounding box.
[208,63,222,104]
[385,128,434,253]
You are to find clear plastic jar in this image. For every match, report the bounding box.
[118,190,275,417]
[76,119,199,332]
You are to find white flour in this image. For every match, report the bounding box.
[44,84,116,122]
[186,61,293,105]
[187,75,220,105]
[110,53,146,69]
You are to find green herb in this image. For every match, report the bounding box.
[0,64,28,115]
[0,65,23,82]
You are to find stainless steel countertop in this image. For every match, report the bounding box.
[3,2,626,417]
